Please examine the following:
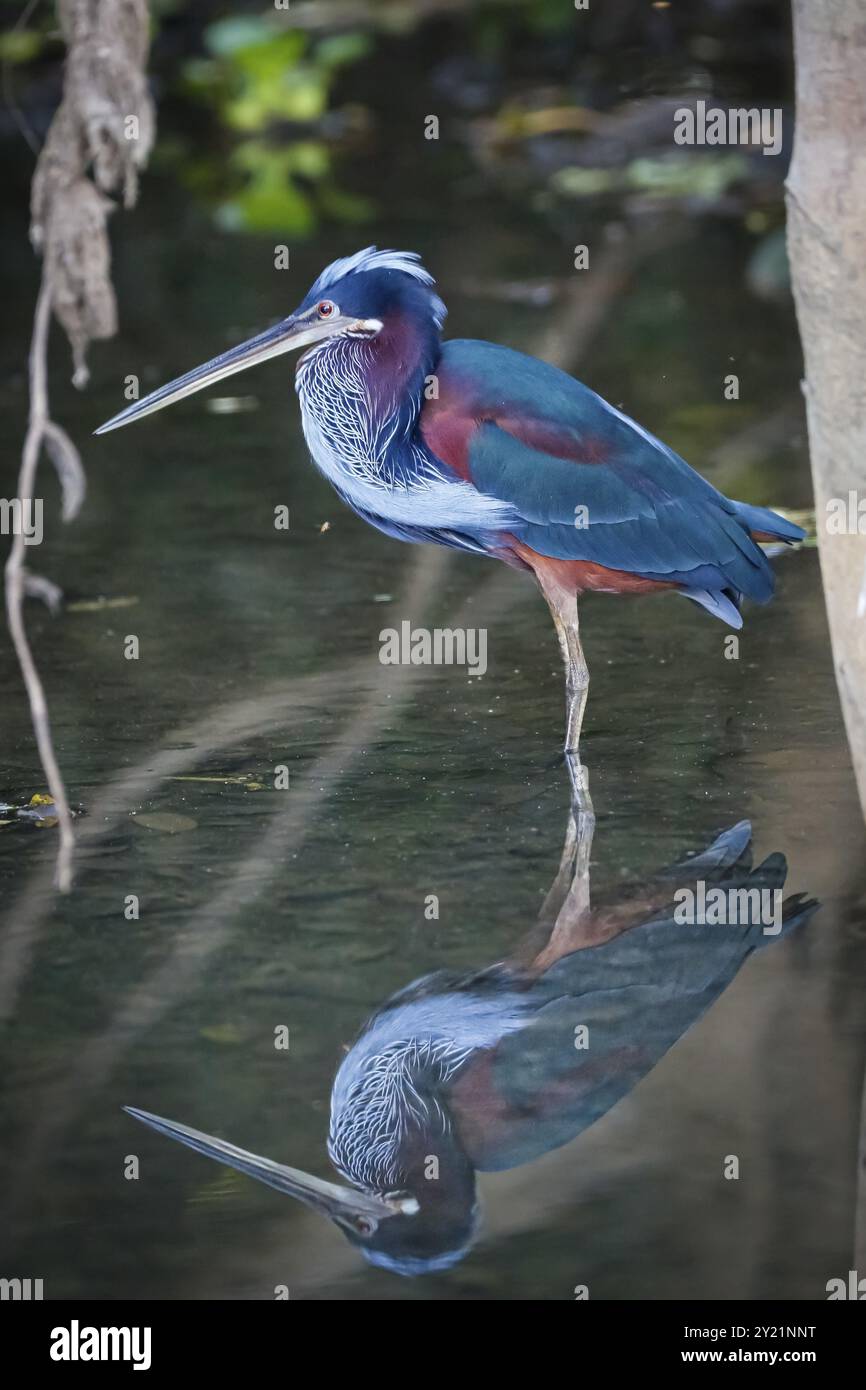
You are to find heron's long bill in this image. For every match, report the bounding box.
[123,1106,403,1227]
[94,313,346,436]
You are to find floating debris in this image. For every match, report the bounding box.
[199,1023,244,1045]
[168,774,265,789]
[0,793,83,829]
[132,812,198,834]
[66,596,139,613]
[205,395,259,414]
[188,1169,244,1207]
[460,278,559,307]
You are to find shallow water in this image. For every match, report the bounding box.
[2,117,865,1300]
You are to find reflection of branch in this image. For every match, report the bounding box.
[529,217,685,373]
[0,556,530,1240]
[0,655,376,1021]
[4,279,76,892]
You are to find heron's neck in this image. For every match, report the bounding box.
[295,317,439,486]
[366,312,441,422]
[327,1035,459,1193]
[327,991,527,1193]
[295,322,517,533]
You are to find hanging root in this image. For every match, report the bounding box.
[5,1,154,891]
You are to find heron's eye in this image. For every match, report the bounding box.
[385,1190,420,1215]
[354,1215,376,1237]
[317,300,337,319]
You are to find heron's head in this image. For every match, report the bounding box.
[341,1126,480,1276]
[293,245,446,344]
[124,1104,480,1278]
[95,247,445,436]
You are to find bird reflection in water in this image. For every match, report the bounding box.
[126,815,816,1276]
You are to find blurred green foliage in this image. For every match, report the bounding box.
[188,18,370,131]
[215,138,370,234]
[552,153,750,203]
[1,0,791,237]
[181,16,372,232]
[0,28,45,63]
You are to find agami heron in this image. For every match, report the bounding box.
[125,820,816,1277]
[96,248,804,758]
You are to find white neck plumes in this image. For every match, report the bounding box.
[295,338,516,533]
[327,991,528,1192]
[296,337,416,490]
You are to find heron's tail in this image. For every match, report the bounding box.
[733,500,807,545]
[535,822,817,994]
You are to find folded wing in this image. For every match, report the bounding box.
[421,340,803,621]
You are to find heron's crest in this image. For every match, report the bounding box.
[309,246,446,327]
[312,246,434,292]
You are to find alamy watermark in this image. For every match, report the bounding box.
[825,491,866,535]
[674,880,782,936]
[0,497,43,545]
[50,1321,151,1371]
[826,1270,866,1299]
[674,101,783,157]
[0,1276,43,1299]
[379,621,487,676]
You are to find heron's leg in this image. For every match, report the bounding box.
[515,768,597,968]
[535,804,579,934]
[561,605,590,757]
[540,769,595,925]
[530,769,597,971]
[535,570,590,757]
[567,760,595,913]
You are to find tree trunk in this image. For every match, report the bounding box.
[787,0,866,823]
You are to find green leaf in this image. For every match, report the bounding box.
[315,32,371,68]
[204,17,278,57]
[626,153,748,199]
[0,29,44,63]
[551,167,617,197]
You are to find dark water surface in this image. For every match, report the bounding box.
[2,127,865,1300]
